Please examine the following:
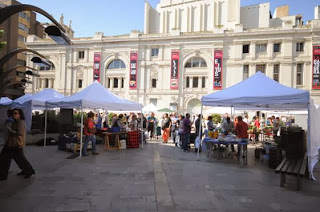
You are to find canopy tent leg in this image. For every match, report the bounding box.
[44,109,48,147]
[307,102,314,180]
[141,110,144,149]
[80,108,84,157]
[197,104,203,160]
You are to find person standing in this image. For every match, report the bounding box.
[182,113,192,151]
[234,116,248,152]
[195,114,203,138]
[147,112,156,139]
[206,116,215,131]
[129,114,138,131]
[171,113,178,144]
[83,112,99,156]
[162,113,171,143]
[222,117,234,135]
[0,108,35,180]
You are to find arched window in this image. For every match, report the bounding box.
[107,59,126,69]
[185,57,207,68]
[40,62,55,71]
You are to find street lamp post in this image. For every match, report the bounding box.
[0,49,49,96]
[0,3,72,97]
[0,4,72,45]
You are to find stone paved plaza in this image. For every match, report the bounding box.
[0,139,320,212]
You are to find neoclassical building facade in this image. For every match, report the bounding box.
[25,0,320,114]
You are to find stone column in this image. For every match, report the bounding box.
[250,41,256,60]
[41,78,45,88]
[268,41,273,59]
[48,78,52,88]
[198,77,201,88]
[110,77,114,88]
[189,76,193,88]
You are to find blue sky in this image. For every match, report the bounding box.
[18,0,320,38]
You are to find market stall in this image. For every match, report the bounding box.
[45,81,143,156]
[11,90,64,134]
[199,72,319,179]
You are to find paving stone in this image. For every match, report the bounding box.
[0,141,319,212]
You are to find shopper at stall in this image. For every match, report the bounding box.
[235,116,248,139]
[83,111,99,156]
[182,113,192,151]
[162,113,171,143]
[254,117,260,142]
[206,116,215,131]
[272,116,279,138]
[0,109,35,180]
[129,114,138,131]
[222,117,234,135]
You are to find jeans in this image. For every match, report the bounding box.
[83,135,97,155]
[182,134,190,151]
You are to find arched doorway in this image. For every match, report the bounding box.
[187,98,201,116]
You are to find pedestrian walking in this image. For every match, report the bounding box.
[0,108,35,180]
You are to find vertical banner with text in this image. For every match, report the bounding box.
[93,53,101,82]
[129,52,138,89]
[170,50,179,89]
[313,46,320,89]
[213,50,223,90]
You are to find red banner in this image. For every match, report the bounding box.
[214,50,223,90]
[129,52,138,89]
[93,53,101,82]
[170,50,179,89]
[313,46,320,89]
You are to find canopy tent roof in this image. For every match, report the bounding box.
[142,103,158,113]
[202,72,309,110]
[0,97,12,106]
[158,108,174,113]
[12,89,64,109]
[46,81,143,111]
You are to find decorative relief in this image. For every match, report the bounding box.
[130,96,136,101]
[171,96,177,102]
[200,48,212,56]
[150,65,158,76]
[182,49,193,55]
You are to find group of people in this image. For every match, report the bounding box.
[84,110,291,155]
[0,109,35,181]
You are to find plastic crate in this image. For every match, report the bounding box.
[127,131,140,148]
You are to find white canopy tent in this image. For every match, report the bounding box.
[200,72,318,179]
[142,103,158,113]
[46,81,143,156]
[11,90,64,134]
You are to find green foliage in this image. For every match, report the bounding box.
[108,113,114,124]
[211,113,222,124]
[0,30,6,50]
[73,112,87,125]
